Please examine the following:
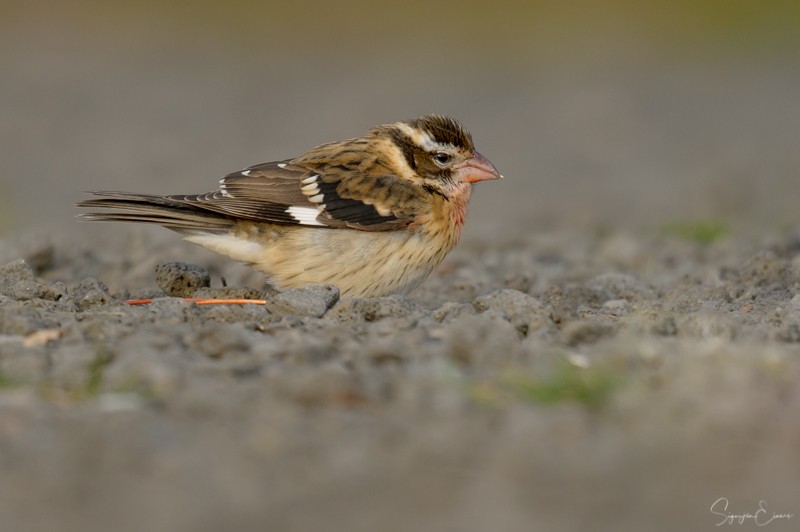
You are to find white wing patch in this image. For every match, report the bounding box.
[287,206,324,226]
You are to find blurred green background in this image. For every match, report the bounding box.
[2,0,799,238]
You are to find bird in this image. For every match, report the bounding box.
[77,115,502,297]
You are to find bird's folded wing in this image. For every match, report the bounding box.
[168,160,426,231]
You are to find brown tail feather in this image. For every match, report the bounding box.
[76,192,234,234]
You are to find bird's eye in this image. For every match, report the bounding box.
[433,153,451,165]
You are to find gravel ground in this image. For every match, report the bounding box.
[3,4,800,530]
[1,225,799,532]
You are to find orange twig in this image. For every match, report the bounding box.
[192,298,267,305]
[126,298,267,306]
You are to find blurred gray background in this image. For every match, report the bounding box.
[2,0,799,242]
[2,5,800,532]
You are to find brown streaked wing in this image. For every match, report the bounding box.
[166,158,424,231]
[160,160,310,225]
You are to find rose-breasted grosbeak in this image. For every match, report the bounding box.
[78,115,502,297]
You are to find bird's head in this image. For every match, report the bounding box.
[374,115,502,195]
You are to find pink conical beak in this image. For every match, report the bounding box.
[456,151,503,184]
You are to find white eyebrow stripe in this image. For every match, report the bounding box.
[394,122,453,152]
[394,122,417,141]
[286,206,324,226]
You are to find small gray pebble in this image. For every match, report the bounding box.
[155,262,211,297]
[8,280,48,301]
[78,289,111,311]
[267,285,340,318]
[0,259,36,283]
[65,277,112,310]
[0,260,39,299]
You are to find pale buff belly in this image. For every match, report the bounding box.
[185,222,458,297]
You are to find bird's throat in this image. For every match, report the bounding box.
[449,182,472,230]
